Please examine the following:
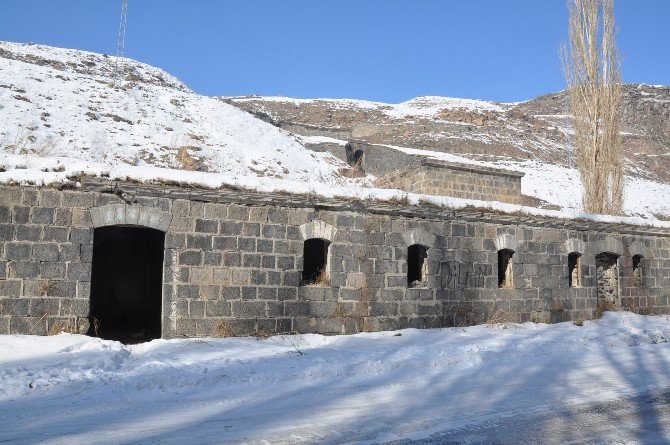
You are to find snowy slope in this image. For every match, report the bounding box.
[229,89,670,220]
[0,41,363,192]
[1,41,669,227]
[2,312,670,443]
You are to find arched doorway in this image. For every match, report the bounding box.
[89,226,165,343]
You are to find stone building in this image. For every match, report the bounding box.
[0,176,668,342]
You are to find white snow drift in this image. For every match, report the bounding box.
[2,312,670,443]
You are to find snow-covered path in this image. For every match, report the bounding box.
[2,312,670,444]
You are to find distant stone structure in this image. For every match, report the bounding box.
[376,159,526,205]
[1,179,668,342]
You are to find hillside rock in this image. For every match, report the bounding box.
[224,84,670,182]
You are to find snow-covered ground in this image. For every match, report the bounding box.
[2,312,670,444]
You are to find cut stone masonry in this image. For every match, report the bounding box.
[1,178,669,339]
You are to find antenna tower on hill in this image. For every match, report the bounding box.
[113,0,128,86]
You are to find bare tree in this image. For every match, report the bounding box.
[562,0,624,214]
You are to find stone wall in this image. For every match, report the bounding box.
[1,180,669,339]
[376,159,526,205]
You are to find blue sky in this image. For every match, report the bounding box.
[1,1,668,103]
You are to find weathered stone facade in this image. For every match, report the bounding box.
[376,159,527,205]
[1,179,669,339]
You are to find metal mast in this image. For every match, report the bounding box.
[113,0,128,85]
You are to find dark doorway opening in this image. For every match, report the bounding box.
[89,226,165,343]
[408,244,428,287]
[498,249,514,288]
[632,254,644,287]
[568,252,582,287]
[302,238,331,285]
[596,252,619,304]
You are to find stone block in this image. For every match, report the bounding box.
[54,208,72,226]
[186,234,212,250]
[241,223,261,237]
[31,207,55,225]
[224,252,242,267]
[276,256,294,270]
[195,219,218,233]
[41,227,68,243]
[11,316,46,335]
[242,254,261,268]
[71,208,91,226]
[0,224,14,242]
[29,298,60,316]
[40,262,65,279]
[16,225,42,241]
[189,267,211,284]
[12,207,30,224]
[33,244,60,262]
[0,187,22,205]
[1,297,29,315]
[66,263,92,281]
[231,301,266,318]
[238,237,256,252]
[6,243,32,261]
[0,206,10,224]
[179,251,202,266]
[206,300,231,317]
[241,286,257,300]
[228,205,250,221]
[203,252,222,266]
[250,270,267,285]
[283,271,301,287]
[8,261,39,279]
[212,268,231,285]
[204,203,228,219]
[230,269,250,285]
[63,191,95,208]
[258,287,277,300]
[261,255,276,269]
[249,207,269,223]
[221,286,241,300]
[21,189,38,206]
[277,287,297,301]
[213,236,237,251]
[177,284,199,299]
[58,244,80,262]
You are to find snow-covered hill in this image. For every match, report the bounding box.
[227,85,670,219]
[0,41,365,193]
[1,41,669,225]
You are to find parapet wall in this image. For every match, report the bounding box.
[1,179,669,338]
[376,159,526,205]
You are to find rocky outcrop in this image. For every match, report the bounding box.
[224,84,670,182]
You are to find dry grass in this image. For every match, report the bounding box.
[38,281,57,297]
[211,320,235,338]
[310,268,331,287]
[177,146,203,171]
[386,193,411,207]
[486,309,517,325]
[48,318,77,335]
[90,316,101,337]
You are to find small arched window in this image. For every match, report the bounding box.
[407,244,428,287]
[632,254,644,287]
[568,252,582,287]
[498,249,514,289]
[301,238,331,285]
